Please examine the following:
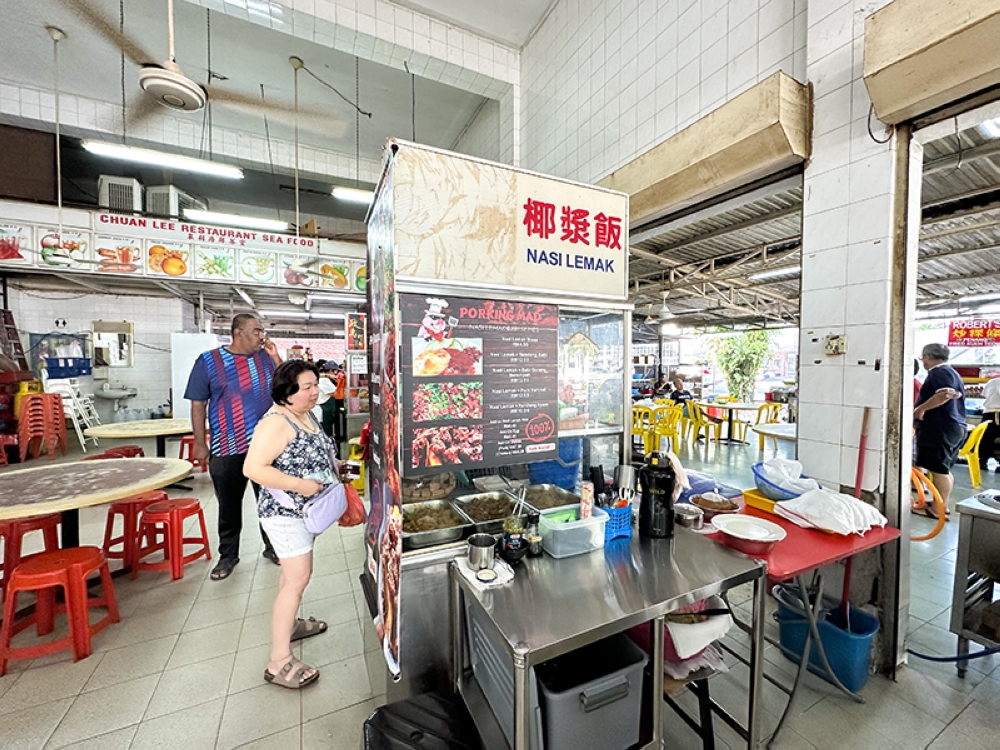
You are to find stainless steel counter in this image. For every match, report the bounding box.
[951,496,1000,677]
[451,529,768,749]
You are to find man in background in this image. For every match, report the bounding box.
[334,362,347,446]
[913,343,966,518]
[185,314,282,580]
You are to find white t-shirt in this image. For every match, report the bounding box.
[983,377,1000,413]
[316,376,336,405]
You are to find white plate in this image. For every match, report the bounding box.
[712,514,786,543]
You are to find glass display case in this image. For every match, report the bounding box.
[346,350,370,416]
[557,309,625,436]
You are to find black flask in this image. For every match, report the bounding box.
[638,452,677,538]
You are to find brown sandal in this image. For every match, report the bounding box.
[290,616,328,642]
[264,656,320,689]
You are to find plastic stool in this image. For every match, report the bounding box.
[103,445,145,458]
[0,546,119,676]
[179,435,207,473]
[81,453,118,461]
[134,498,211,580]
[102,491,168,571]
[0,513,61,598]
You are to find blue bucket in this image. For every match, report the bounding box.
[527,439,583,491]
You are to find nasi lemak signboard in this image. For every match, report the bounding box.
[390,142,629,300]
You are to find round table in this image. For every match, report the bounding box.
[695,401,761,444]
[85,418,194,458]
[0,457,192,546]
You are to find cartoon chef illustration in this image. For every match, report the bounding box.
[417,298,455,342]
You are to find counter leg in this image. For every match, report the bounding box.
[748,574,765,749]
[651,614,665,748]
[957,636,969,678]
[450,565,463,692]
[513,644,530,750]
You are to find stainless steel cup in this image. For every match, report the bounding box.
[467,533,496,571]
[614,464,636,493]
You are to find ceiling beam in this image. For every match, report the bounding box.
[923,138,1000,175]
[52,273,108,294]
[631,204,801,257]
[918,268,1000,285]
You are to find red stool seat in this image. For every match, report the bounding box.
[102,490,168,571]
[178,435,207,473]
[81,453,118,461]
[134,498,211,581]
[0,546,119,676]
[0,513,61,599]
[103,445,145,458]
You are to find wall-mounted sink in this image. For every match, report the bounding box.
[95,386,138,411]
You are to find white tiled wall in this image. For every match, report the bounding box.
[519,0,807,183]
[7,289,197,419]
[796,0,896,492]
[452,99,503,163]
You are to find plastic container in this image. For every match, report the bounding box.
[45,357,92,379]
[774,585,879,692]
[535,632,648,750]
[527,438,583,491]
[363,691,482,750]
[752,462,808,501]
[603,504,633,542]
[539,505,608,558]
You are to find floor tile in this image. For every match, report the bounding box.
[0,656,103,713]
[216,683,301,750]
[164,619,243,670]
[237,611,274,651]
[51,725,137,750]
[301,698,378,749]
[300,592,360,628]
[299,619,365,668]
[0,697,74,750]
[130,697,225,750]
[228,643,273,695]
[927,722,992,750]
[183,591,251,632]
[232,725,300,750]
[144,652,236,719]
[300,654,374,722]
[302,571,353,602]
[83,636,176,692]
[106,604,192,650]
[46,674,158,748]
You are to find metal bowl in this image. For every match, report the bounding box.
[451,492,517,534]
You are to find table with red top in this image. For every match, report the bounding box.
[709,505,900,746]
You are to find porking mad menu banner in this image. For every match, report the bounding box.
[399,293,559,475]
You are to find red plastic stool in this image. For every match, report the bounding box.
[103,445,145,458]
[134,498,211,581]
[81,453,118,461]
[0,514,62,599]
[178,435,207,473]
[102,490,168,571]
[0,546,119,676]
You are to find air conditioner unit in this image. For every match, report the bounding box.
[146,185,207,218]
[97,176,143,213]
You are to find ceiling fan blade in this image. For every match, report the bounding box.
[205,85,349,137]
[55,0,157,66]
[124,94,164,132]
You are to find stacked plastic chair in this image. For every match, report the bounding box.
[17,393,68,462]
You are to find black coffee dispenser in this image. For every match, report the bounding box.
[638,451,677,538]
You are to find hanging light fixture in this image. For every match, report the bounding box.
[81,140,244,178]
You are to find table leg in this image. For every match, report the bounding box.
[60,509,80,548]
[156,434,167,458]
[450,566,464,691]
[651,614,665,748]
[957,635,969,678]
[748,575,765,749]
[513,643,531,750]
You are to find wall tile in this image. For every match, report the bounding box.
[846,239,891,284]
[801,245,848,292]
[798,437,843,488]
[799,286,846,328]
[798,403,845,444]
[842,364,887,409]
[798,363,845,406]
[845,280,889,326]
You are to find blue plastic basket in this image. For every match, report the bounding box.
[752,462,808,501]
[603,504,633,542]
[527,439,583,491]
[44,357,92,379]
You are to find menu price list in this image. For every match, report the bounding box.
[399,293,560,476]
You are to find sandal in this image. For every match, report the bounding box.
[210,557,239,581]
[290,616,328,642]
[264,656,320,689]
[912,505,949,521]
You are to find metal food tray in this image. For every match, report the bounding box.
[401,500,473,550]
[523,483,580,511]
[451,492,517,534]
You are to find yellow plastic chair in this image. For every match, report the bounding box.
[645,407,682,454]
[741,403,783,446]
[959,422,990,488]
[632,406,655,453]
[687,401,721,443]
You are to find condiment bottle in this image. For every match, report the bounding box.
[525,511,542,556]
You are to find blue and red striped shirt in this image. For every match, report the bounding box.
[184,348,276,456]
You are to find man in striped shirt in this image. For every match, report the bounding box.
[185,314,283,580]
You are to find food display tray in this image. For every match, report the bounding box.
[451,492,518,534]
[401,500,473,550]
[523,483,580,512]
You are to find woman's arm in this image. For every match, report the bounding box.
[243,414,322,496]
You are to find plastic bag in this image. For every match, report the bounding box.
[759,459,820,495]
[339,483,367,527]
[774,487,887,535]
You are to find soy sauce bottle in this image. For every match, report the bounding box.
[639,452,676,538]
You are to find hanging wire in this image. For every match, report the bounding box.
[299,63,371,118]
[53,30,63,237]
[355,56,360,184]
[867,103,891,144]
[205,9,213,157]
[260,84,283,223]
[120,0,127,141]
[294,63,300,237]
[403,61,415,141]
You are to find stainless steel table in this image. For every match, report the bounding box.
[450,529,768,749]
[951,495,1000,676]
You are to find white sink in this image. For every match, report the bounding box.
[95,388,138,400]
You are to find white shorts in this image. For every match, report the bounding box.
[258,515,316,559]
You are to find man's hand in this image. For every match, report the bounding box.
[262,338,282,365]
[193,442,209,466]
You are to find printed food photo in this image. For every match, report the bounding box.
[411,425,484,468]
[411,339,483,377]
[412,382,483,422]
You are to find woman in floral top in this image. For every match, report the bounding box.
[244,359,338,689]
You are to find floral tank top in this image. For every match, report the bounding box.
[257,411,338,519]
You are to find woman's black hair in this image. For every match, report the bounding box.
[271,359,320,405]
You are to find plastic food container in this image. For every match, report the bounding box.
[712,514,786,556]
[538,505,607,558]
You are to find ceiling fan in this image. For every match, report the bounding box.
[57,0,344,131]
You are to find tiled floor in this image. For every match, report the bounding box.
[1,433,998,748]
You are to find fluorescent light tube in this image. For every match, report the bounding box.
[82,140,244,179]
[748,266,801,281]
[332,187,374,203]
[961,293,1000,303]
[256,310,345,321]
[183,209,288,232]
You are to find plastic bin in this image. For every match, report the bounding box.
[45,357,92,379]
[535,632,647,750]
[752,462,808,501]
[603,504,633,542]
[774,585,879,692]
[539,506,607,558]
[527,439,582,491]
[363,691,482,750]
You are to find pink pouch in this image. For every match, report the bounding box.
[268,483,348,534]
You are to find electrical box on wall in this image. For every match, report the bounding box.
[825,334,847,355]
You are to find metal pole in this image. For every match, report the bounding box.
[513,643,531,750]
[650,614,665,748]
[748,571,766,749]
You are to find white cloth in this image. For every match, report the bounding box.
[759,458,821,496]
[316,376,336,406]
[665,595,733,660]
[983,377,1000,413]
[774,488,888,535]
[456,557,515,591]
[665,451,690,502]
[663,644,729,681]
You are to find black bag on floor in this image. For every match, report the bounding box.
[363,691,482,750]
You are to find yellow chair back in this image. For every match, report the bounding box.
[755,403,782,425]
[959,421,990,488]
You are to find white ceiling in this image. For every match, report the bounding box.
[392,0,557,48]
[1,0,488,164]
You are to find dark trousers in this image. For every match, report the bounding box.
[320,399,337,439]
[209,452,272,560]
[334,398,347,443]
[981,413,1000,467]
